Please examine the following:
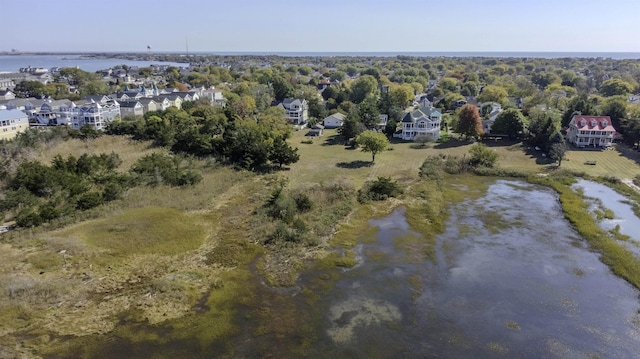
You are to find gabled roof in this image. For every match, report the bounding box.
[570,115,616,132]
[402,106,442,123]
[0,109,28,121]
[323,113,346,121]
[138,98,157,105]
[281,98,306,109]
[119,100,142,108]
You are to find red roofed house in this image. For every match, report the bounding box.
[566,115,617,148]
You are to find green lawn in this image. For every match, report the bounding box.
[561,145,640,179]
[287,129,640,186]
[288,129,539,187]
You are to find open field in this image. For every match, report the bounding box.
[288,129,640,185]
[561,145,640,179]
[287,129,540,187]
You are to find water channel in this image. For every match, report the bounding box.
[47,179,640,358]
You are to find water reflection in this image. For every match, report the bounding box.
[317,180,640,358]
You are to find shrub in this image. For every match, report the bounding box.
[358,177,403,203]
[468,143,499,168]
[292,192,313,212]
[75,192,104,210]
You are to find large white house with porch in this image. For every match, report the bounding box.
[399,105,442,141]
[566,115,617,148]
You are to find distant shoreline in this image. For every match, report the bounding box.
[3,51,640,59]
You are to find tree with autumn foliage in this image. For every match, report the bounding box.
[455,104,484,140]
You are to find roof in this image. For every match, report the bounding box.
[402,106,442,123]
[570,115,616,132]
[119,100,142,108]
[323,113,346,121]
[0,109,28,121]
[281,98,305,109]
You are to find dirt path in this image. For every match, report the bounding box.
[622,178,640,193]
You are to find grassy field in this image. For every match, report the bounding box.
[562,145,640,179]
[288,129,640,186]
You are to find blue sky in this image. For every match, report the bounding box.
[3,0,640,53]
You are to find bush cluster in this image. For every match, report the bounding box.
[357,177,403,203]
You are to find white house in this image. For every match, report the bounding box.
[202,87,225,106]
[278,98,308,125]
[0,109,29,140]
[399,105,442,141]
[72,100,120,131]
[566,115,617,148]
[322,113,346,128]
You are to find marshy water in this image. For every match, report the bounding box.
[573,179,640,256]
[47,180,640,358]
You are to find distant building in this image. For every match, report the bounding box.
[71,99,120,130]
[0,109,29,140]
[322,113,346,128]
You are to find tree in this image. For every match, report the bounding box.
[356,130,389,163]
[455,104,484,140]
[492,109,527,139]
[600,97,628,134]
[477,85,509,105]
[527,108,560,149]
[549,141,567,166]
[13,80,49,98]
[349,75,378,103]
[270,135,300,168]
[271,76,294,102]
[358,98,380,129]
[390,84,414,109]
[338,110,365,144]
[599,79,634,97]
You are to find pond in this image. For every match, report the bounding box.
[45,180,640,358]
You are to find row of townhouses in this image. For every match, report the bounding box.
[0,85,225,139]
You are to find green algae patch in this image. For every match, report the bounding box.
[318,250,358,269]
[56,206,206,256]
[394,233,436,264]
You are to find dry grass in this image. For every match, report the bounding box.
[52,206,207,256]
[34,136,163,170]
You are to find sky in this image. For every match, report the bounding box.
[3,0,640,53]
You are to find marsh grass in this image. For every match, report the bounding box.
[530,176,640,290]
[54,206,206,256]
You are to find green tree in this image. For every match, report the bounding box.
[270,135,300,168]
[271,76,295,102]
[390,84,414,109]
[477,85,509,105]
[492,109,527,139]
[349,75,378,104]
[338,109,365,144]
[358,98,380,129]
[356,130,389,163]
[599,79,634,97]
[600,97,628,133]
[549,141,567,166]
[455,104,484,140]
[13,80,49,98]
